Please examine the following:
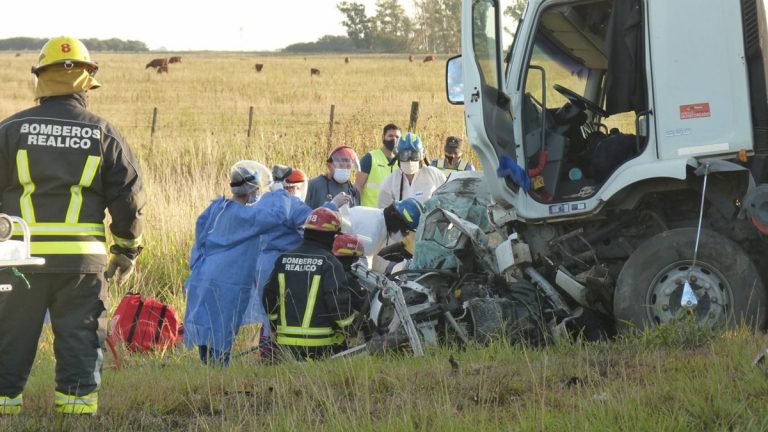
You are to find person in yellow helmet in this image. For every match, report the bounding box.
[0,36,145,415]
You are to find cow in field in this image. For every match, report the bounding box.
[344,56,350,64]
[408,54,414,62]
[255,63,264,72]
[157,65,169,74]
[310,68,320,77]
[169,56,182,64]
[423,54,436,63]
[146,58,169,69]
[15,53,21,57]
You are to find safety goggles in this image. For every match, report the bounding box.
[397,149,424,162]
[230,174,258,188]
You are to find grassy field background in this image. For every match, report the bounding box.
[1,52,768,430]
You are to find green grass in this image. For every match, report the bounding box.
[4,325,768,430]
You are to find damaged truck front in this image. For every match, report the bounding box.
[440,0,768,335]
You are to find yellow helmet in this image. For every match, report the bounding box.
[32,36,98,76]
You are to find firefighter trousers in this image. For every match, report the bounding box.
[0,272,108,399]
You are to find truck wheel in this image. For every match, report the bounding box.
[614,228,766,332]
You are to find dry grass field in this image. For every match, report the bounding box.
[2,52,768,431]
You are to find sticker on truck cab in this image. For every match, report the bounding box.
[549,202,587,215]
[680,103,711,120]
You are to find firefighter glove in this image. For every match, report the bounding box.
[105,252,136,285]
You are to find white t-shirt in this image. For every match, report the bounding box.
[377,165,447,209]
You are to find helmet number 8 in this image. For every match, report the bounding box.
[309,215,317,222]
[60,43,71,53]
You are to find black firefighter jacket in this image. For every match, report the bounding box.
[263,239,365,347]
[0,93,145,273]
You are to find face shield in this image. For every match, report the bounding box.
[285,179,308,201]
[230,160,263,197]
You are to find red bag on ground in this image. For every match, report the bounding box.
[108,293,183,352]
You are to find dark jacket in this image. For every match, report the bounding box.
[0,93,145,272]
[263,239,364,347]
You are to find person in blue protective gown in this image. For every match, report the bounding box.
[183,161,299,365]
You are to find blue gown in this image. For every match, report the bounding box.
[241,194,312,332]
[183,191,299,354]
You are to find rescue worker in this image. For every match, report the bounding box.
[263,207,364,360]
[241,165,346,341]
[430,136,475,175]
[344,198,424,274]
[186,162,337,365]
[0,37,145,415]
[378,133,447,209]
[283,168,308,201]
[355,123,401,207]
[305,146,361,209]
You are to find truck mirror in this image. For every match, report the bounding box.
[446,55,464,105]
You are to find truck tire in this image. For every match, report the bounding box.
[614,228,766,332]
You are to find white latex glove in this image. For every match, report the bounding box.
[331,192,350,208]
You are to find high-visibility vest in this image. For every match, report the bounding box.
[13,149,111,255]
[274,272,350,347]
[360,149,395,208]
[435,158,469,175]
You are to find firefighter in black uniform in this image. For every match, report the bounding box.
[0,36,145,415]
[263,207,364,360]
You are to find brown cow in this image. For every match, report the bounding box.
[157,65,169,74]
[254,63,264,72]
[408,54,414,62]
[169,56,182,64]
[310,68,320,77]
[423,54,436,63]
[146,58,169,69]
[15,53,21,58]
[344,57,350,64]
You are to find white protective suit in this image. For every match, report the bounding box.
[377,165,446,209]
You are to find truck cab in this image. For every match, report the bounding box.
[449,0,768,221]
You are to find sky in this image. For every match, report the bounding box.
[1,0,412,52]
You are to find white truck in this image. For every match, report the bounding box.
[439,0,768,333]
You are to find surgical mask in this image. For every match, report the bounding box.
[247,193,260,205]
[400,161,420,175]
[383,139,396,151]
[333,168,351,183]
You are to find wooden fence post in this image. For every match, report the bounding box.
[327,104,336,145]
[247,106,254,138]
[150,107,158,137]
[408,101,420,131]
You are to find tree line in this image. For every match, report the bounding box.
[0,37,148,52]
[287,0,526,54]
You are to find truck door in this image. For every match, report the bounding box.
[458,0,519,203]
